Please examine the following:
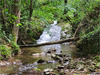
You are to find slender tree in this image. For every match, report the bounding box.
[12,0,21,43]
[29,0,37,20]
[1,0,6,25]
[29,0,33,20]
[64,0,68,14]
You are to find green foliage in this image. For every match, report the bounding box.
[93,56,100,62]
[33,0,64,22]
[64,0,100,26]
[0,45,11,60]
[9,42,20,54]
[77,27,100,55]
[16,23,22,27]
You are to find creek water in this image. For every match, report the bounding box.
[0,21,76,75]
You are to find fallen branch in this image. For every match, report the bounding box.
[20,37,79,47]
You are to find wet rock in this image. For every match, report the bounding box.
[0,61,11,66]
[51,54,56,58]
[43,68,55,75]
[46,60,55,64]
[51,54,63,62]
[58,66,65,69]
[32,53,40,57]
[13,62,17,65]
[32,52,45,57]
[44,68,53,72]
[37,59,45,63]
[57,56,63,61]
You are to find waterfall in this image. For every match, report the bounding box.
[37,21,61,43]
[37,21,62,53]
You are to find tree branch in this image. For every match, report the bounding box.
[20,37,79,47]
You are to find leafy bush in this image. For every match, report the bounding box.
[77,27,100,55]
[9,42,20,55]
[0,45,11,60]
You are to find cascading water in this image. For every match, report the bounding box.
[37,21,62,53]
[37,21,61,43]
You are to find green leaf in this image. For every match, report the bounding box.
[16,23,22,27]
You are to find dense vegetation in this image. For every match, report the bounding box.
[0,0,100,60]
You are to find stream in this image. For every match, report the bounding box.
[0,21,76,75]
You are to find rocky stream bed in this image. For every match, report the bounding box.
[0,45,100,75]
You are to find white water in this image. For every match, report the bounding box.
[37,21,61,43]
[37,21,62,53]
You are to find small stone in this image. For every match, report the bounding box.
[32,53,40,57]
[44,68,53,72]
[47,61,55,63]
[13,62,16,65]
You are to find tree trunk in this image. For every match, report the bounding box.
[29,0,33,20]
[20,37,79,47]
[12,0,21,43]
[64,0,68,14]
[29,0,36,20]
[1,0,6,27]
